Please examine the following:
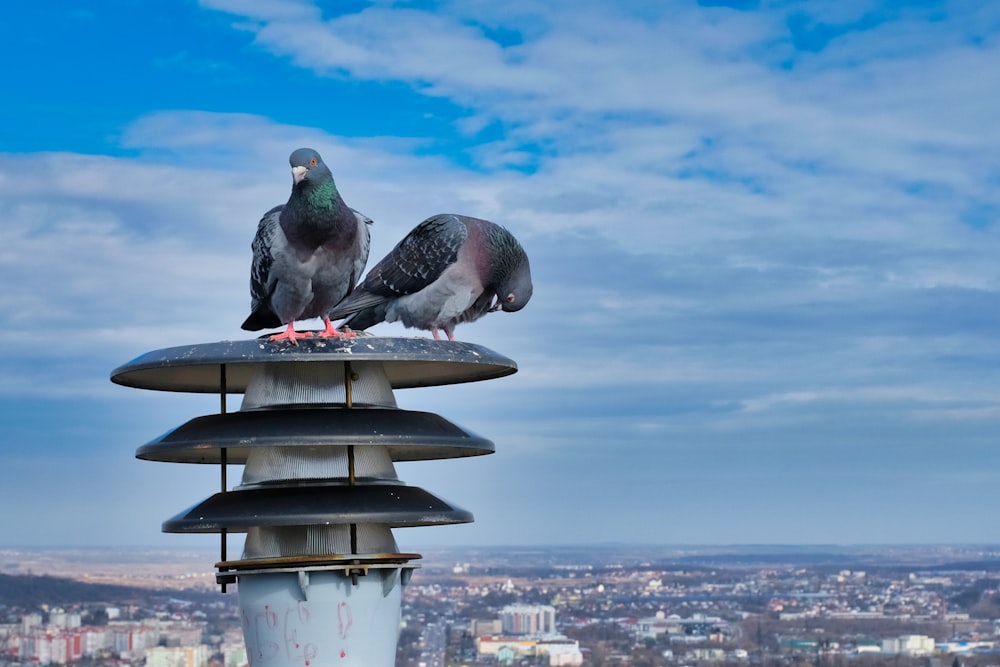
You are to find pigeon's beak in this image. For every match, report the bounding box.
[292,165,308,184]
[488,297,502,312]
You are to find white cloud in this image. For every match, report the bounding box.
[4,2,1000,545]
[195,1,1000,279]
[7,0,1000,547]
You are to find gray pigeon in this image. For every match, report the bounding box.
[327,213,532,341]
[241,148,372,343]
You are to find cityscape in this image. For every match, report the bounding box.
[2,545,999,667]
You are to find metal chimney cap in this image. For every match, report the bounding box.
[162,483,474,533]
[110,336,517,393]
[137,407,495,463]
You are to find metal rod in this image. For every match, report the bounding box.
[220,365,228,491]
[345,360,358,557]
[344,360,353,409]
[348,440,357,554]
[348,445,356,486]
[220,364,228,415]
[220,364,228,593]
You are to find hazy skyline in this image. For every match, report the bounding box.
[2,0,1000,549]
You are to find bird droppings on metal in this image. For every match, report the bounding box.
[111,336,516,393]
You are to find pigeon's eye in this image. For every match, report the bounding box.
[506,293,515,303]
[310,157,318,167]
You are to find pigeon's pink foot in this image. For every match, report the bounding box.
[317,318,356,339]
[432,330,441,341]
[269,323,313,345]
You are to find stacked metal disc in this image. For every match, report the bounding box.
[111,336,516,667]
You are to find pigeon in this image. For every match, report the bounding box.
[327,213,532,341]
[241,148,372,344]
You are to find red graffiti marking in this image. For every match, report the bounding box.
[337,602,353,639]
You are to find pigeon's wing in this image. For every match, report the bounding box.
[365,213,467,296]
[350,208,373,292]
[328,214,468,320]
[352,208,374,227]
[454,289,497,325]
[241,205,284,331]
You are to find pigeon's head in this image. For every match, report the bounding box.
[493,255,533,313]
[288,148,332,186]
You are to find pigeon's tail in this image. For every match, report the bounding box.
[340,305,387,332]
[328,290,385,320]
[328,289,390,332]
[241,308,282,332]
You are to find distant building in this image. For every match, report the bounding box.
[471,619,504,636]
[633,612,726,641]
[19,630,88,665]
[145,644,210,667]
[854,640,881,654]
[82,628,111,656]
[47,610,81,629]
[634,611,682,639]
[882,635,935,656]
[779,611,809,621]
[111,624,152,659]
[22,613,42,634]
[937,640,996,654]
[477,637,540,660]
[476,637,583,667]
[688,648,726,661]
[221,642,248,667]
[500,604,556,636]
[537,639,583,666]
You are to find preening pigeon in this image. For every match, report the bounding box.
[241,148,372,344]
[327,213,532,341]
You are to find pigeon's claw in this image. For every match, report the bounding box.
[269,323,314,345]
[431,328,457,342]
[317,318,356,339]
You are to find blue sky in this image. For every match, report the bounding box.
[2,0,1000,550]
